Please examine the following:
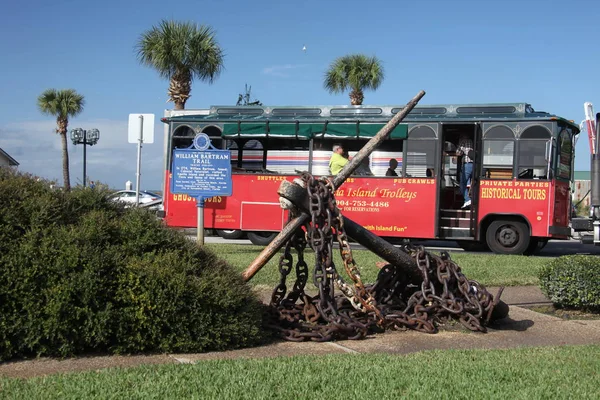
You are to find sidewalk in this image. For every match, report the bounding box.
[487,285,551,307]
[2,286,598,379]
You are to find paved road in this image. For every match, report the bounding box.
[533,239,600,256]
[201,235,600,256]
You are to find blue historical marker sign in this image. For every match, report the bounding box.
[171,140,232,198]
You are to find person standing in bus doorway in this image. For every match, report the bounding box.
[386,158,399,176]
[329,143,348,175]
[457,133,474,208]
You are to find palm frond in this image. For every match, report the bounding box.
[37,88,59,115]
[136,20,224,83]
[37,89,85,119]
[324,59,349,94]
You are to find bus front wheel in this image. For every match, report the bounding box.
[486,219,530,255]
[247,231,277,246]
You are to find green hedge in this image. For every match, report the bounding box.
[0,169,266,360]
[539,255,600,311]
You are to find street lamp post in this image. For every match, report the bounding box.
[70,128,100,187]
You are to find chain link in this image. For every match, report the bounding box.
[267,172,502,341]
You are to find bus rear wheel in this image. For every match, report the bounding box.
[247,231,277,246]
[523,237,549,255]
[486,219,530,255]
[215,229,245,240]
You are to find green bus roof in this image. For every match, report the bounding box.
[220,121,407,139]
[163,102,580,139]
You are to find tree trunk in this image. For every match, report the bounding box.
[57,117,71,192]
[349,88,364,105]
[168,72,192,110]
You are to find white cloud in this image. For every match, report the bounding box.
[262,64,309,78]
[0,119,166,191]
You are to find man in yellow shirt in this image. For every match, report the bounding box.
[329,143,348,175]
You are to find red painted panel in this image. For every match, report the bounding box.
[552,180,570,233]
[164,172,437,239]
[477,179,551,237]
[241,202,286,231]
[334,176,436,238]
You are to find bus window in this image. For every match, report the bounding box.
[482,125,514,179]
[265,138,310,174]
[201,125,224,149]
[242,139,264,171]
[356,139,402,177]
[229,137,311,175]
[557,129,573,180]
[405,126,436,177]
[517,125,551,179]
[171,125,195,149]
[228,139,265,172]
[313,138,402,177]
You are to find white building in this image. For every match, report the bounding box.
[0,148,19,167]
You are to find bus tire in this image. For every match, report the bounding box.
[523,237,549,255]
[215,229,245,240]
[485,219,530,255]
[247,231,277,246]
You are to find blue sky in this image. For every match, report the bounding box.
[1,0,599,190]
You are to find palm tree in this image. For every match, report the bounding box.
[136,20,225,110]
[324,54,384,105]
[37,89,85,192]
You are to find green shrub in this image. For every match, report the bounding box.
[0,169,265,360]
[539,255,600,311]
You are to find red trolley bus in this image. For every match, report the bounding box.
[161,102,579,255]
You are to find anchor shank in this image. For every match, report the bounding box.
[341,217,422,284]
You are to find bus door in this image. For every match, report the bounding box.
[553,127,574,235]
[437,122,481,240]
[404,123,440,239]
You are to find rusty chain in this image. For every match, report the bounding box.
[266,173,502,341]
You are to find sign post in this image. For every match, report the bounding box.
[170,133,232,245]
[196,196,205,244]
[128,114,155,205]
[135,115,143,205]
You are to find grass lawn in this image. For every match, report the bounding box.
[1,345,598,399]
[207,244,546,288]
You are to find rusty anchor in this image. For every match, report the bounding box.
[242,90,509,341]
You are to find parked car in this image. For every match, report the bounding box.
[109,190,163,210]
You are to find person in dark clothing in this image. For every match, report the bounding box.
[354,157,374,176]
[386,159,398,176]
[457,134,474,208]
